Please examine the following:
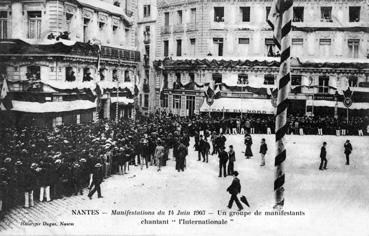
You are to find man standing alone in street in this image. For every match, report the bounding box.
[218,146,228,177]
[344,140,353,165]
[259,138,268,166]
[319,142,328,170]
[227,171,243,211]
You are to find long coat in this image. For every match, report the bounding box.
[344,143,352,154]
[244,135,253,156]
[227,177,241,195]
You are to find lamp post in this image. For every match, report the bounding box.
[334,91,339,119]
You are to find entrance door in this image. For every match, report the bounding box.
[186,96,195,117]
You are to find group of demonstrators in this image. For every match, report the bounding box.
[0,112,364,216]
[0,115,193,218]
[183,113,369,136]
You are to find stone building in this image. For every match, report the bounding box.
[0,0,140,127]
[152,0,369,118]
[136,0,157,115]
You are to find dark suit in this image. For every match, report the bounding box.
[88,167,103,198]
[319,146,327,170]
[218,150,228,177]
[344,143,352,165]
[227,177,243,210]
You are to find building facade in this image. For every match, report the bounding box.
[0,0,140,128]
[152,0,369,118]
[136,0,157,115]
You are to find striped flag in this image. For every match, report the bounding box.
[267,0,293,209]
[0,79,13,110]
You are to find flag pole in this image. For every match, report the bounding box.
[268,0,293,209]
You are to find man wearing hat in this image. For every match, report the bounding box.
[344,140,353,165]
[227,171,243,211]
[88,163,104,199]
[24,163,37,208]
[218,146,228,178]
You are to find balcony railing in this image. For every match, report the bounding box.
[100,46,140,62]
[161,25,171,34]
[173,24,184,33]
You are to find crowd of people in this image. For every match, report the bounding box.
[0,115,195,219]
[0,112,367,218]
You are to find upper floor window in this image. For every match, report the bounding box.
[163,40,169,57]
[321,7,332,22]
[66,13,73,32]
[214,7,224,22]
[177,10,183,24]
[293,7,304,22]
[264,74,275,85]
[319,39,331,57]
[349,6,360,22]
[164,12,170,26]
[238,38,250,56]
[238,74,249,85]
[348,39,359,58]
[0,11,8,39]
[161,94,168,108]
[163,72,168,89]
[189,38,196,56]
[213,38,224,56]
[319,76,329,93]
[265,38,279,57]
[28,11,42,39]
[266,7,271,22]
[240,7,250,22]
[190,8,197,23]
[143,5,151,17]
[176,39,182,56]
[173,73,182,89]
[112,69,119,81]
[292,38,304,57]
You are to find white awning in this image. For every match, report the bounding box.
[11,100,96,113]
[200,98,275,114]
[110,97,134,105]
[306,100,369,110]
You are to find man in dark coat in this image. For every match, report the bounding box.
[198,135,206,161]
[218,146,228,177]
[88,163,104,199]
[344,140,353,165]
[319,142,328,170]
[227,145,235,175]
[259,138,268,166]
[227,171,243,211]
[176,140,188,172]
[202,138,210,163]
[244,132,253,159]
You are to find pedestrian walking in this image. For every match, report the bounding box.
[154,139,165,172]
[319,142,328,170]
[227,171,243,211]
[344,140,353,165]
[259,138,268,166]
[88,163,103,199]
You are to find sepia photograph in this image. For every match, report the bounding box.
[0,0,369,235]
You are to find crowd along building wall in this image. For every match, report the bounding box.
[152,0,369,118]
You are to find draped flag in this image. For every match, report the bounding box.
[267,0,293,209]
[0,79,13,110]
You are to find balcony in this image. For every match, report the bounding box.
[161,25,171,34]
[100,46,140,62]
[173,24,184,33]
[186,23,197,32]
